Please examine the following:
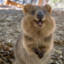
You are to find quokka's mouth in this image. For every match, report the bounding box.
[34,19,43,26]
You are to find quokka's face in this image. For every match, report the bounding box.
[23,4,52,27]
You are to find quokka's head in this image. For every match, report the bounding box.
[22,4,54,27]
[22,4,55,39]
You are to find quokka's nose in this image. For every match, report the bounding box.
[37,11,44,19]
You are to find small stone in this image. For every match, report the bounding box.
[59,55,63,58]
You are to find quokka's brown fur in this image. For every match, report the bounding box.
[14,4,56,64]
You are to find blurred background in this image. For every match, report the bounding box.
[0,0,64,8]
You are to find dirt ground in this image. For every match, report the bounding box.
[0,6,64,64]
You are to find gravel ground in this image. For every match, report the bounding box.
[0,6,64,64]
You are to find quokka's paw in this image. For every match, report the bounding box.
[32,47,45,59]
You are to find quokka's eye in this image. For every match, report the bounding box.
[43,11,46,14]
[31,11,35,15]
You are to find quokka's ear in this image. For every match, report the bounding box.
[43,4,52,14]
[23,4,33,14]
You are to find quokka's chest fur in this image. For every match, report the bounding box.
[23,34,53,56]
